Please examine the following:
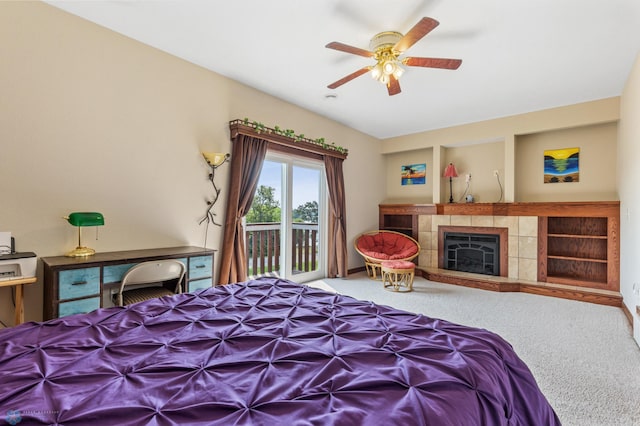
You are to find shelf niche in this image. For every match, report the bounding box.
[539,215,617,290]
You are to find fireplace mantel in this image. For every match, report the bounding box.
[380,201,619,220]
[434,201,619,217]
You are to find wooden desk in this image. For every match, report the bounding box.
[42,246,215,320]
[0,276,37,325]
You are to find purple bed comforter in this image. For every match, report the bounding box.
[0,278,560,425]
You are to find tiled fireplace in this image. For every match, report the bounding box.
[418,214,539,281]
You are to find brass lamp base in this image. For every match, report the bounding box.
[65,246,96,257]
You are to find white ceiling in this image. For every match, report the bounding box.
[45,0,640,139]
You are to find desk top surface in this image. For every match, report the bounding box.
[41,246,215,268]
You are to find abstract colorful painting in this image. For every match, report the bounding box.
[544,147,579,183]
[401,163,426,185]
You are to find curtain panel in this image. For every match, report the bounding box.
[218,122,349,284]
[324,156,348,278]
[218,134,268,284]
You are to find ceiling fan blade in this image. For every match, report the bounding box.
[327,67,371,89]
[325,42,374,58]
[394,17,439,53]
[387,75,401,96]
[403,56,462,70]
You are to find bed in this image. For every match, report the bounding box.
[0,277,560,425]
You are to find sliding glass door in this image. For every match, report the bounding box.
[245,153,326,282]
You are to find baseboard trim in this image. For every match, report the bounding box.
[348,266,367,275]
[621,300,634,326]
[419,267,623,308]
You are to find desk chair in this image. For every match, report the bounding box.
[114,260,186,306]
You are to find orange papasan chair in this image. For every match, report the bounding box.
[354,230,420,279]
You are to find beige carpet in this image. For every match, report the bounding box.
[306,279,338,293]
[303,273,640,426]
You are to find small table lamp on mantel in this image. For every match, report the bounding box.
[443,163,458,203]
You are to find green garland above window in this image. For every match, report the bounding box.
[231,118,348,155]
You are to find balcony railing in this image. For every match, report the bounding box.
[245,222,318,276]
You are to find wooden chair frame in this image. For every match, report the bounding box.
[354,230,420,280]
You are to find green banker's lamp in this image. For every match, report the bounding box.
[64,212,105,257]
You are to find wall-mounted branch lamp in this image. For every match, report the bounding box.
[200,152,230,227]
[64,212,104,257]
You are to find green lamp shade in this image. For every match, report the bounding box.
[66,212,104,227]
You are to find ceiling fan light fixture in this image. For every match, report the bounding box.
[371,63,383,80]
[325,17,462,96]
[393,64,404,79]
[382,60,396,75]
[369,31,403,52]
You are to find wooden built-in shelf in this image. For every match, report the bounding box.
[379,204,435,240]
[539,213,618,291]
[378,201,620,306]
[547,255,607,263]
[545,275,609,287]
[548,234,607,239]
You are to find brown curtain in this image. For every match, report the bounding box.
[218,134,268,284]
[324,156,348,278]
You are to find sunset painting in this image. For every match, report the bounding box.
[544,147,579,183]
[401,163,426,185]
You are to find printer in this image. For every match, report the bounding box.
[0,252,37,281]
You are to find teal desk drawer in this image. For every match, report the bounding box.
[188,277,213,292]
[59,267,100,299]
[103,263,135,284]
[59,297,100,317]
[103,258,188,283]
[189,256,213,280]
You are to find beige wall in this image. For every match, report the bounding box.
[515,123,618,201]
[382,98,620,202]
[618,52,640,346]
[383,142,507,204]
[0,2,383,324]
[442,141,505,203]
[384,148,433,203]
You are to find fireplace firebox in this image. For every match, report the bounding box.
[443,232,500,276]
[437,226,508,277]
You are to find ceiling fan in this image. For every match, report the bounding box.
[326,17,462,96]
